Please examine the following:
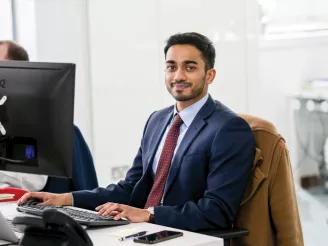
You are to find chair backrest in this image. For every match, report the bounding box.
[232,114,303,246]
[71,125,98,190]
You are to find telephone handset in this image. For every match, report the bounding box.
[12,209,93,246]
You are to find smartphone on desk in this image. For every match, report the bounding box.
[133,230,183,244]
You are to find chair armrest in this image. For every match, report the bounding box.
[199,227,249,239]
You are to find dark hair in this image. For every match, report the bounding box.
[0,40,29,61]
[164,32,215,71]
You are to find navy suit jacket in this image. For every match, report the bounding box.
[73,95,255,231]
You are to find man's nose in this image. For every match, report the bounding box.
[174,68,187,81]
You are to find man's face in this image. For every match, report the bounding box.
[165,44,213,103]
[0,44,9,60]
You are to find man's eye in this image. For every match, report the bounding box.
[166,66,176,71]
[186,66,195,71]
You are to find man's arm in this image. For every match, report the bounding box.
[72,149,144,210]
[0,171,48,191]
[71,112,155,210]
[154,117,255,231]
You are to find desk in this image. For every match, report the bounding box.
[0,202,223,246]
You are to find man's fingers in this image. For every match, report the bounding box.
[96,203,128,216]
[102,204,119,216]
[17,193,31,205]
[95,202,111,211]
[18,192,42,205]
[98,203,114,215]
[98,204,112,215]
[109,211,119,216]
[101,204,121,216]
[28,192,45,200]
[38,200,49,206]
[114,211,126,221]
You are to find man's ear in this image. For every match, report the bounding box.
[206,69,216,85]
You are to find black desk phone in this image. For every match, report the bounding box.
[12,209,93,246]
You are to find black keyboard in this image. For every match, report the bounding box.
[17,204,130,227]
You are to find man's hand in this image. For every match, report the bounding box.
[17,192,72,206]
[95,203,149,223]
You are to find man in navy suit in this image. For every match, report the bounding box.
[19,32,255,231]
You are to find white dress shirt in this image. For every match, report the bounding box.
[0,171,48,192]
[152,94,209,175]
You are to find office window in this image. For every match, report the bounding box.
[258,0,328,39]
[0,0,14,40]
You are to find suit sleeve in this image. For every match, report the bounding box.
[153,116,255,231]
[269,141,304,245]
[72,112,155,210]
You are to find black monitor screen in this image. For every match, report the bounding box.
[0,61,75,178]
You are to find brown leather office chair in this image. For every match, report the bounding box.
[201,114,304,246]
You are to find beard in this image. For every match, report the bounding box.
[167,77,206,102]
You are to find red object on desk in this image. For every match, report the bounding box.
[0,187,28,202]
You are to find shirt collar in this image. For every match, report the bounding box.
[173,94,209,127]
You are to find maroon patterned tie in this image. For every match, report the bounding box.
[144,114,183,208]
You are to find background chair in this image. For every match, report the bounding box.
[42,125,98,193]
[200,114,303,246]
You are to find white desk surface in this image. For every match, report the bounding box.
[0,202,223,246]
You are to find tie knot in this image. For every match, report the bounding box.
[172,114,183,128]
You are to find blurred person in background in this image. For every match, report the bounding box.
[0,40,47,191]
[0,40,98,192]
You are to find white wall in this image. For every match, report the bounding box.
[88,0,258,186]
[14,0,94,152]
[12,0,326,187]
[88,0,163,186]
[13,0,37,60]
[249,37,328,179]
[0,0,14,40]
[16,0,320,187]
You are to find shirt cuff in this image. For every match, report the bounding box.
[71,193,75,206]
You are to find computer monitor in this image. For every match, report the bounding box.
[0,61,75,178]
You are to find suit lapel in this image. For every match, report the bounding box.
[144,109,173,173]
[163,96,217,198]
